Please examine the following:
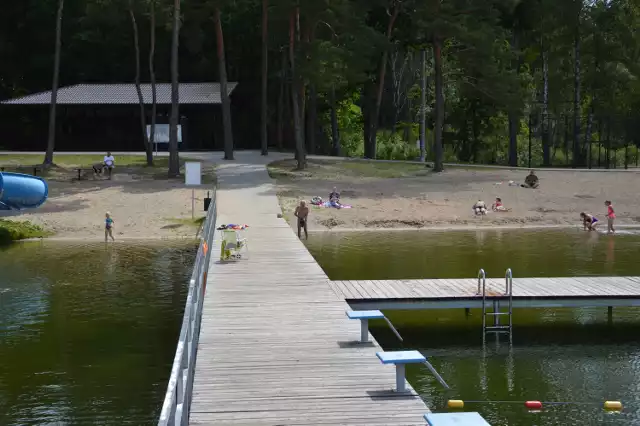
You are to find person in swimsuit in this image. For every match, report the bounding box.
[294,201,309,240]
[605,200,616,234]
[105,212,115,242]
[473,200,487,216]
[492,197,510,212]
[580,212,599,231]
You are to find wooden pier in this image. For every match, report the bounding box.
[332,277,640,311]
[189,159,429,425]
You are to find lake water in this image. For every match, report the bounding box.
[306,230,640,425]
[305,229,640,279]
[0,241,195,425]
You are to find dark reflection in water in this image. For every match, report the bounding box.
[306,229,640,279]
[373,308,640,426]
[0,241,195,425]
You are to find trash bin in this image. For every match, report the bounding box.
[204,191,212,211]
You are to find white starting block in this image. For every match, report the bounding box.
[346,310,385,342]
[424,412,491,426]
[376,350,426,393]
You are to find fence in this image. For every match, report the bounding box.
[158,186,217,426]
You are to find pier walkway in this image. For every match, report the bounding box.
[189,156,428,425]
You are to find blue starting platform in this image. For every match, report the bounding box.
[424,412,491,426]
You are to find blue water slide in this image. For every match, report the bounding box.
[0,172,49,210]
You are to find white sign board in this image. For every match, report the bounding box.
[146,124,182,143]
[185,162,202,186]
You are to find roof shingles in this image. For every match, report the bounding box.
[1,82,237,105]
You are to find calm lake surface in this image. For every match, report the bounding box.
[307,230,640,425]
[305,229,640,279]
[0,241,195,425]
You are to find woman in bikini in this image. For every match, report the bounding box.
[580,212,599,231]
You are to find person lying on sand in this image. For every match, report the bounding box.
[580,212,599,231]
[492,197,511,212]
[521,170,539,189]
[473,200,488,216]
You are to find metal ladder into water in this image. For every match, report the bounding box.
[478,268,513,336]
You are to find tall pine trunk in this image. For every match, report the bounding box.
[433,38,444,172]
[149,0,157,161]
[44,0,64,165]
[128,0,152,166]
[542,47,550,166]
[215,7,234,160]
[260,0,269,155]
[366,1,400,159]
[306,85,317,154]
[419,49,426,162]
[508,32,519,167]
[168,0,181,177]
[330,85,340,156]
[276,48,286,151]
[289,9,305,169]
[572,29,582,167]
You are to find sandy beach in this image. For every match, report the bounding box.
[0,174,212,240]
[270,159,640,231]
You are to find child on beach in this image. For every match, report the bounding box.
[105,212,115,242]
[605,200,616,234]
[492,197,511,212]
[580,212,599,231]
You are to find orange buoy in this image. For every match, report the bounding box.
[203,241,208,255]
[525,400,543,410]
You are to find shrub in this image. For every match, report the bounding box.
[0,219,49,244]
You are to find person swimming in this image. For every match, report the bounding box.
[580,212,599,231]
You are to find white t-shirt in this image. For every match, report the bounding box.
[104,156,115,167]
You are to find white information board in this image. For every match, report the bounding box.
[185,162,202,186]
[146,124,182,143]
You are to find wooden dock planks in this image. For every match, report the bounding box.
[336,277,640,307]
[189,161,428,426]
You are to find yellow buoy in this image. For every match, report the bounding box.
[447,400,464,409]
[604,401,623,411]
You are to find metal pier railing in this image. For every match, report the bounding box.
[158,187,217,426]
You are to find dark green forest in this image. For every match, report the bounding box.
[2,0,640,171]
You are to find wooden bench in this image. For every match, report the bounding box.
[376,350,426,393]
[0,166,43,176]
[76,167,97,180]
[424,412,491,426]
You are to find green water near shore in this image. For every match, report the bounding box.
[306,229,640,279]
[0,241,195,425]
[306,230,640,425]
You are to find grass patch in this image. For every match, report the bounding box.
[0,219,51,243]
[0,154,216,183]
[0,154,163,168]
[167,216,206,228]
[268,158,430,180]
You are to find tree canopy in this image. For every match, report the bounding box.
[2,0,640,169]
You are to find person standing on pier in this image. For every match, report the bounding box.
[294,201,309,240]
